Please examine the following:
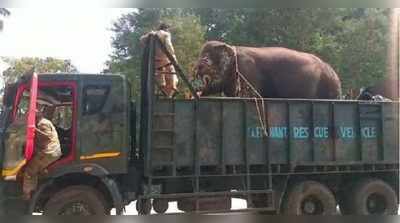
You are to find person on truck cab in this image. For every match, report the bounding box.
[22,108,62,200]
[140,22,179,97]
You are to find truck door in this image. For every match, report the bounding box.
[1,73,38,179]
[0,73,37,214]
[78,77,129,174]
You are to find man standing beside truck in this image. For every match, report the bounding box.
[140,22,179,97]
[22,108,62,200]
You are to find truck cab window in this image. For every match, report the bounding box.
[15,90,30,121]
[52,106,72,129]
[82,86,110,115]
[37,86,74,158]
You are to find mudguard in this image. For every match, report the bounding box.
[0,73,38,215]
[28,163,124,215]
[101,177,124,215]
[2,73,38,179]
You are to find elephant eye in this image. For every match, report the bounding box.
[200,57,212,67]
[205,58,212,66]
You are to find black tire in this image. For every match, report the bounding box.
[283,181,337,215]
[43,185,108,215]
[343,179,398,215]
[153,199,168,214]
[136,198,151,215]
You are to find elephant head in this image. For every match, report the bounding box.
[193,41,237,96]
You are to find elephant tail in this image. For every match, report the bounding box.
[319,62,342,99]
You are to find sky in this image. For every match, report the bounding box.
[0,8,134,74]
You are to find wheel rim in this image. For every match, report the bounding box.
[301,196,324,215]
[366,193,387,214]
[59,202,94,215]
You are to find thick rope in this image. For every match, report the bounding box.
[197,45,270,137]
[232,46,269,137]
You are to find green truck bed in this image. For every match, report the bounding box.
[149,98,399,172]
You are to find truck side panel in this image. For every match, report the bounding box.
[149,99,399,175]
[382,103,399,162]
[334,103,359,162]
[266,102,288,164]
[78,76,130,174]
[222,101,245,165]
[312,102,332,162]
[175,101,195,166]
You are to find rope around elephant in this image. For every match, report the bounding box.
[231,46,269,138]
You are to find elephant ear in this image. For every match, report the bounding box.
[214,43,235,75]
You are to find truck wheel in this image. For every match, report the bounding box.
[43,185,108,215]
[153,199,168,214]
[136,198,151,215]
[344,179,398,215]
[283,181,337,215]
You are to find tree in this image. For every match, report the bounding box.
[108,9,391,97]
[0,8,10,16]
[335,9,390,91]
[106,9,206,98]
[0,8,10,31]
[1,57,78,84]
[195,9,390,94]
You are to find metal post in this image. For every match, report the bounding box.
[356,103,362,161]
[331,102,337,162]
[154,36,199,99]
[220,101,226,174]
[193,100,200,193]
[379,104,385,161]
[286,102,291,165]
[145,35,156,193]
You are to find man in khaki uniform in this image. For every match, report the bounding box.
[140,23,179,97]
[22,109,62,200]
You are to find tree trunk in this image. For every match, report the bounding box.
[387,9,399,99]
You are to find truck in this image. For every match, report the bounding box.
[0,34,398,215]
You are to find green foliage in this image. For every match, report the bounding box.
[108,9,391,97]
[336,9,390,91]
[194,9,390,93]
[0,8,10,16]
[0,8,10,31]
[1,57,78,84]
[107,9,206,98]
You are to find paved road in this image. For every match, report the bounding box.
[116,199,400,215]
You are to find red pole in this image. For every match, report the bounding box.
[25,72,38,160]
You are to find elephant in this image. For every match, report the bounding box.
[193,41,342,99]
